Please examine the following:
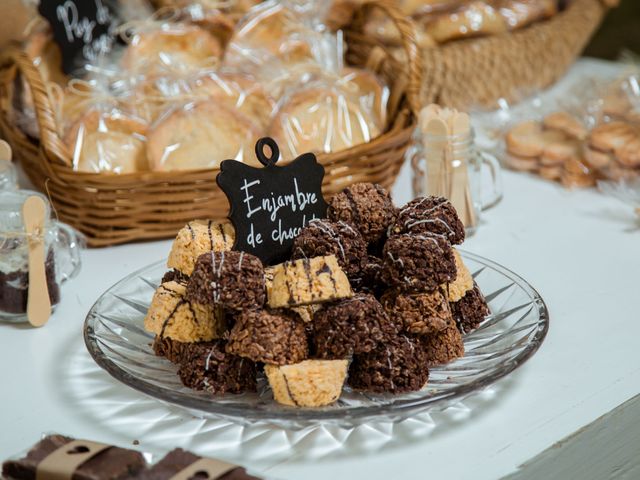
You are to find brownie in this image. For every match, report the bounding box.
[328,183,397,243]
[153,335,189,364]
[450,283,490,334]
[139,448,261,480]
[0,249,60,315]
[381,288,455,335]
[348,335,429,394]
[382,234,457,292]
[418,325,465,366]
[161,269,189,285]
[313,293,398,359]
[1,434,146,480]
[390,196,465,245]
[186,251,265,311]
[291,219,367,278]
[226,309,308,365]
[177,340,257,394]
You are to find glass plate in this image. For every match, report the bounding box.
[84,251,548,428]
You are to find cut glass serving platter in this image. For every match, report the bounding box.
[84,251,548,429]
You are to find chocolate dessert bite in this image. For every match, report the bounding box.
[186,250,265,311]
[348,335,429,394]
[443,248,474,302]
[328,182,397,243]
[161,269,189,285]
[267,255,353,308]
[1,434,146,480]
[226,309,308,365]
[351,255,386,296]
[450,283,490,334]
[381,288,455,335]
[390,196,465,245]
[177,340,257,394]
[292,219,367,278]
[313,293,398,359]
[167,220,235,276]
[382,234,457,292]
[153,335,189,364]
[139,448,262,480]
[418,325,465,366]
[144,281,225,343]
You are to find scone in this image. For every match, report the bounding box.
[63,111,148,173]
[122,24,223,75]
[269,87,381,159]
[146,100,260,171]
[167,220,235,275]
[144,281,225,342]
[265,360,348,407]
[268,255,353,308]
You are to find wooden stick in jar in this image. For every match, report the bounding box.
[23,196,51,327]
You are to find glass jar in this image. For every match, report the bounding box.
[0,190,84,319]
[0,159,17,191]
[410,129,503,235]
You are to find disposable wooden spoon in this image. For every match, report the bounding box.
[22,195,51,327]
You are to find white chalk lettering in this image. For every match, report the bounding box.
[241,179,262,218]
[247,223,262,247]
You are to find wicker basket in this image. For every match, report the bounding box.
[0,2,421,247]
[420,0,608,109]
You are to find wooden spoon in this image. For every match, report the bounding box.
[22,195,51,327]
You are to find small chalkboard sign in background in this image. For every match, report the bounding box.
[38,0,119,74]
[217,137,328,265]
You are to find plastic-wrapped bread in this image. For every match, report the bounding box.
[122,23,223,76]
[146,100,260,171]
[63,110,148,174]
[268,83,382,159]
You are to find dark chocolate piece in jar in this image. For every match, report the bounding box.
[0,249,60,315]
[291,219,367,278]
[382,234,457,292]
[390,196,465,245]
[139,448,262,480]
[185,251,265,312]
[177,339,257,394]
[328,182,398,244]
[1,434,146,480]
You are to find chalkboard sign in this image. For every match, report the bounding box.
[38,0,119,74]
[217,138,328,265]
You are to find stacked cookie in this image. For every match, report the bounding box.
[145,183,490,407]
[505,112,640,186]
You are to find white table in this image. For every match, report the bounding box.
[1,58,639,479]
